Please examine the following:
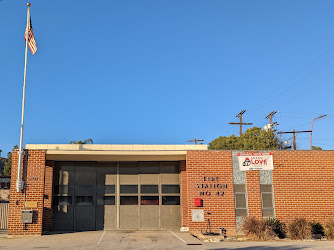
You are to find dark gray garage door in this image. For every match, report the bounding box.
[52,161,181,231]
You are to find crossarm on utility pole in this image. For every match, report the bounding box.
[277,130,312,150]
[229,110,253,136]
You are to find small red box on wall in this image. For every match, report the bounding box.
[194,198,202,207]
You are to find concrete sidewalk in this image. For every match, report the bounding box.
[0,231,333,249]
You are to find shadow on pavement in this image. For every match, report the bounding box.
[43,231,86,235]
[44,229,106,235]
[208,245,307,250]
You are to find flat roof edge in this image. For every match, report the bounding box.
[25,144,208,151]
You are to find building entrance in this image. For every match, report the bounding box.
[52,161,181,231]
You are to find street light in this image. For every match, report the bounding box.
[310,115,327,150]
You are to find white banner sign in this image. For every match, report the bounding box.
[238,152,273,171]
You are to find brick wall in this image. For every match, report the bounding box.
[42,161,54,232]
[7,149,334,236]
[272,151,334,224]
[245,171,262,218]
[8,150,46,235]
[185,151,236,235]
[185,150,334,236]
[180,160,188,227]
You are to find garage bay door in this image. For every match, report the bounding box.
[52,161,181,231]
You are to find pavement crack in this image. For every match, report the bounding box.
[119,233,129,243]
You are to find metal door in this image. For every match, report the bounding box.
[96,162,117,230]
[118,162,181,230]
[52,162,75,231]
[53,161,181,231]
[160,162,181,230]
[74,162,96,231]
[53,162,117,231]
[139,162,160,229]
[119,162,139,229]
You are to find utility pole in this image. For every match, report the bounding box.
[277,129,312,150]
[188,139,204,145]
[229,110,253,136]
[265,111,278,132]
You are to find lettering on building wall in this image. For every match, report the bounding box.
[196,176,228,196]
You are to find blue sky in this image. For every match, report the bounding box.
[1,0,334,156]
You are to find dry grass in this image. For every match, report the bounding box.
[324,218,334,240]
[241,217,276,241]
[287,217,312,240]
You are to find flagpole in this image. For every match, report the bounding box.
[16,3,31,192]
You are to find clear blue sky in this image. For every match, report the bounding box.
[1,0,334,156]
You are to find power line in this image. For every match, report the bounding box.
[246,52,334,113]
[277,130,312,150]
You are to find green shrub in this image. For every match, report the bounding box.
[287,217,312,240]
[242,216,276,241]
[311,221,324,237]
[267,218,286,239]
[324,219,334,240]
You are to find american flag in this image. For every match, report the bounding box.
[24,17,37,55]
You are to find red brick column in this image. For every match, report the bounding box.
[245,171,262,218]
[186,151,236,235]
[8,150,46,235]
[180,160,188,228]
[42,161,54,232]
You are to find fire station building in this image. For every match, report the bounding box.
[7,144,334,236]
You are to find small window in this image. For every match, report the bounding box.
[162,196,180,205]
[75,196,94,206]
[120,196,138,205]
[103,196,115,205]
[54,196,72,206]
[141,196,159,205]
[262,193,273,208]
[162,185,180,194]
[234,184,248,217]
[97,195,116,205]
[54,185,73,195]
[120,185,138,194]
[235,194,247,208]
[261,184,275,218]
[75,185,95,195]
[97,185,115,195]
[140,185,158,194]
